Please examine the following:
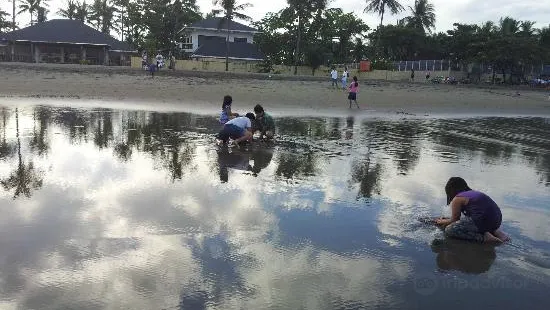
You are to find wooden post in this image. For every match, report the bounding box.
[81,46,87,62]
[103,47,109,66]
[34,45,40,63]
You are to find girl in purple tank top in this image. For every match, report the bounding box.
[435,177,510,243]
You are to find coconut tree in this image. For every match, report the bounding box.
[57,0,78,19]
[405,0,436,34]
[212,0,253,72]
[75,1,89,23]
[364,0,404,30]
[364,0,404,54]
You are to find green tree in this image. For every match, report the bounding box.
[141,0,201,54]
[212,0,253,71]
[404,0,435,34]
[364,0,404,53]
[284,0,328,74]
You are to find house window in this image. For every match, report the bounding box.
[181,36,193,50]
[234,37,247,43]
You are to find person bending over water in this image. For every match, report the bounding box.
[216,113,255,147]
[435,177,510,243]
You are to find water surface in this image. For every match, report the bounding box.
[0,104,549,310]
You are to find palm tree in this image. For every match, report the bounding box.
[90,0,118,34]
[75,1,88,23]
[57,0,78,19]
[498,17,520,35]
[364,0,404,54]
[405,0,435,34]
[364,0,404,30]
[18,0,39,25]
[212,0,253,72]
[36,5,47,22]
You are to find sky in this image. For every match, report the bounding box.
[2,0,549,34]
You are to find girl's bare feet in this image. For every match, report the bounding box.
[483,232,503,244]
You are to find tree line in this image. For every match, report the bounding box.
[1,0,549,80]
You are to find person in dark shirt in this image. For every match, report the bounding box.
[253,104,275,140]
[435,177,510,243]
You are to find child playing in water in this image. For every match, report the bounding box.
[348,76,360,109]
[435,177,510,244]
[216,113,256,147]
[219,95,239,125]
[253,104,275,140]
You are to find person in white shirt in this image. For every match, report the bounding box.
[341,67,349,90]
[216,113,256,147]
[330,68,338,89]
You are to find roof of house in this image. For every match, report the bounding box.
[1,19,136,52]
[189,17,258,33]
[192,41,264,60]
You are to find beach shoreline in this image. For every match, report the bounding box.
[2,63,550,117]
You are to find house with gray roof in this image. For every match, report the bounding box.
[0,19,137,65]
[180,17,264,61]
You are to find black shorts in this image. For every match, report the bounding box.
[348,92,357,100]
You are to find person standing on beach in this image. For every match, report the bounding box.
[348,76,360,109]
[341,67,349,91]
[435,177,510,244]
[330,68,339,89]
[410,69,415,82]
[219,95,239,125]
[425,70,430,82]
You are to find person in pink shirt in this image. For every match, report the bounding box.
[348,76,360,109]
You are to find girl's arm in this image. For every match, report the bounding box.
[436,197,465,227]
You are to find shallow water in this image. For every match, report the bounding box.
[0,104,549,310]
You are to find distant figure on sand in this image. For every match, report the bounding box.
[435,177,510,244]
[330,68,339,89]
[219,95,239,125]
[342,67,349,90]
[253,104,275,140]
[148,62,156,78]
[348,76,360,109]
[425,71,430,82]
[216,113,255,147]
[410,69,415,82]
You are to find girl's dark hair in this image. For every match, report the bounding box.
[352,76,358,87]
[445,177,472,205]
[245,112,256,120]
[222,95,232,108]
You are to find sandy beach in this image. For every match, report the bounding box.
[1,63,550,116]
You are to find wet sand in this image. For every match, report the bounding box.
[2,63,550,116]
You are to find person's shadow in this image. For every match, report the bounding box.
[430,238,497,274]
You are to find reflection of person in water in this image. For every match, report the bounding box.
[435,177,510,243]
[217,147,273,182]
[431,238,496,274]
[250,147,274,175]
[217,149,252,182]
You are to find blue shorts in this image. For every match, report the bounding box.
[217,124,244,142]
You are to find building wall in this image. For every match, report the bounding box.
[183,29,256,52]
[130,57,467,81]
